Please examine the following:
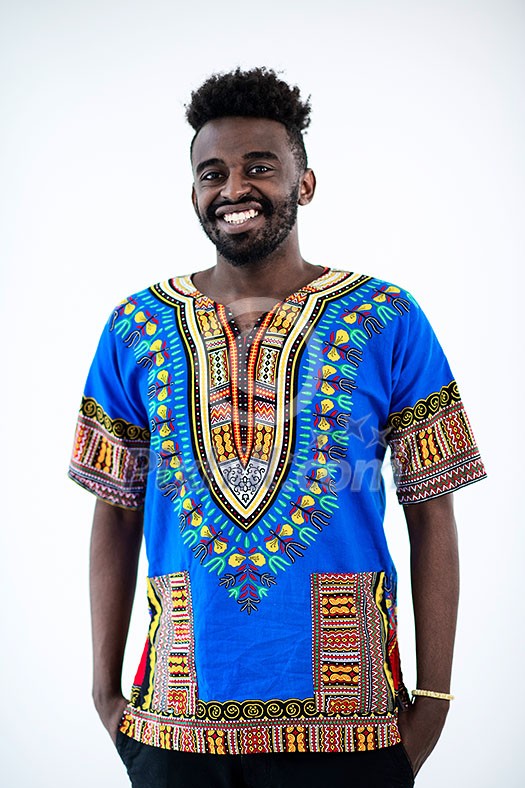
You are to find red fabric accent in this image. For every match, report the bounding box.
[133,639,149,686]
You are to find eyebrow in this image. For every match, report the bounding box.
[195,151,280,175]
[195,157,224,175]
[243,150,279,162]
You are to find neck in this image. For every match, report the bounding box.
[198,235,321,304]
[191,236,325,336]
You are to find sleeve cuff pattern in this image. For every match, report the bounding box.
[68,396,150,509]
[388,381,487,504]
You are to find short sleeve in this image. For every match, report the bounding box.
[68,310,150,509]
[386,296,486,504]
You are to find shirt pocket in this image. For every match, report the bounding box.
[127,571,198,718]
[311,571,404,717]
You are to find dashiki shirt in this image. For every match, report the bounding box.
[69,267,486,755]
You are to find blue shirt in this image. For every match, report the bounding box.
[69,268,485,754]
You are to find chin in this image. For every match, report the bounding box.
[215,236,288,268]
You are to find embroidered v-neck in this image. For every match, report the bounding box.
[151,268,365,529]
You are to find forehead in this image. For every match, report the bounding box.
[191,116,292,169]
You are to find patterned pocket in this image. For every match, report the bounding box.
[128,571,198,717]
[311,572,402,717]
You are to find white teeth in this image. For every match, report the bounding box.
[223,209,259,225]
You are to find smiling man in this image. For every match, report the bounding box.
[191,115,311,271]
[69,67,486,788]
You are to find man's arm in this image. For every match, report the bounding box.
[397,493,459,776]
[90,497,144,743]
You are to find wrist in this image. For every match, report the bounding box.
[412,688,454,701]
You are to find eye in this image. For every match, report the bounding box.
[200,170,224,182]
[248,165,272,175]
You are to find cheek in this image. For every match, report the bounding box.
[192,183,210,209]
[192,193,208,219]
[191,188,200,214]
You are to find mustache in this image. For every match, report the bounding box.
[205,195,274,223]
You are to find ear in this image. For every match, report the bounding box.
[298,169,316,206]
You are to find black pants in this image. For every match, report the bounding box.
[116,734,415,788]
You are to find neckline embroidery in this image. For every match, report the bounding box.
[152,269,364,530]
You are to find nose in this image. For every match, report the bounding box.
[219,169,251,202]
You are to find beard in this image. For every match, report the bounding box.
[196,185,299,267]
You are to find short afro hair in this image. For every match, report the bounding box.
[186,67,311,171]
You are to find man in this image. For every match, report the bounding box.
[69,67,486,787]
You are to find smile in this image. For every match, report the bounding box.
[223,209,260,225]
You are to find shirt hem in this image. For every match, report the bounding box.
[118,707,401,754]
[396,460,487,505]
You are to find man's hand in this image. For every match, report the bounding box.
[397,697,449,776]
[94,691,130,745]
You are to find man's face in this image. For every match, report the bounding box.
[191,117,309,267]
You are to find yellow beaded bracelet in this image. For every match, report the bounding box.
[412,689,455,701]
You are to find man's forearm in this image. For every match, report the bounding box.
[398,493,459,775]
[90,498,143,738]
[405,493,459,693]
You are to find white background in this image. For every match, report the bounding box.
[1,1,522,785]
